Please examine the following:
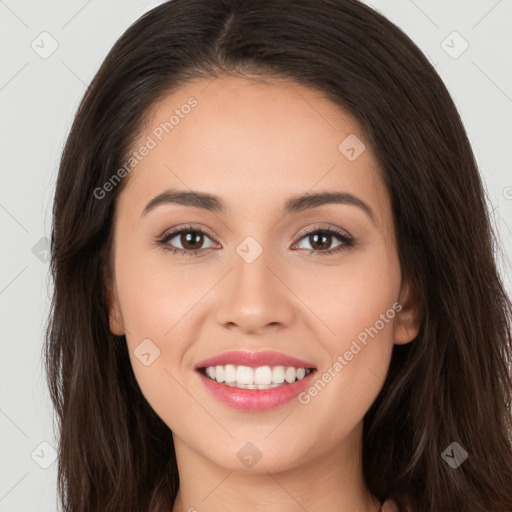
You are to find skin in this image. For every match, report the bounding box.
[105,75,420,512]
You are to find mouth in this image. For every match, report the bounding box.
[193,350,317,411]
[197,364,315,389]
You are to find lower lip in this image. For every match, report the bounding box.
[196,370,316,411]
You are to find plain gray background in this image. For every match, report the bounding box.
[1,1,511,510]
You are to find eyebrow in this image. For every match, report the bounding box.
[141,188,376,224]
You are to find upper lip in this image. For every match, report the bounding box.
[194,350,316,370]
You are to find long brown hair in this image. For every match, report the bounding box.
[44,1,512,510]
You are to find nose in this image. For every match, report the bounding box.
[214,244,296,334]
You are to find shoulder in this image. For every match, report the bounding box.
[381,497,411,512]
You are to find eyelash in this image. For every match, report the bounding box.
[156,224,354,257]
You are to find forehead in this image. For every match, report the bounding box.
[119,75,389,224]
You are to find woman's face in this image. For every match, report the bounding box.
[106,75,419,473]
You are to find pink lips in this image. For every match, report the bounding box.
[194,350,315,370]
[194,350,317,411]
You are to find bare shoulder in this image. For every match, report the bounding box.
[381,497,411,512]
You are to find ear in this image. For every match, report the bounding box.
[105,277,125,336]
[394,279,422,345]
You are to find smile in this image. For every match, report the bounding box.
[200,364,313,389]
[194,350,317,411]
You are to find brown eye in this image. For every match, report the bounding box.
[179,231,205,250]
[157,226,218,256]
[294,227,353,255]
[307,232,334,251]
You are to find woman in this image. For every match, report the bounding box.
[44,1,512,511]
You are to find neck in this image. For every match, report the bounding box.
[170,422,382,512]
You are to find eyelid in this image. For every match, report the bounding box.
[293,223,353,242]
[158,222,352,242]
[157,223,218,242]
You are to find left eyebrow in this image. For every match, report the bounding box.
[141,188,376,225]
[283,190,376,225]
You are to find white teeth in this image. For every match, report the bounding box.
[202,364,312,388]
[224,382,282,389]
[285,366,297,383]
[236,365,254,385]
[254,366,272,385]
[215,365,224,383]
[272,366,285,384]
[224,364,237,383]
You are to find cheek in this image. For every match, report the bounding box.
[113,246,201,427]
[113,233,203,339]
[301,247,400,404]
[113,241,220,407]
[300,246,400,347]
